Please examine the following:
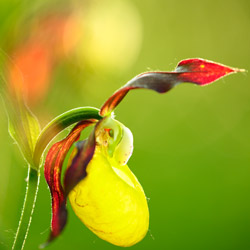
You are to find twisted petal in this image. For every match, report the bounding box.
[42,120,96,246]
[100,58,244,116]
[64,128,96,196]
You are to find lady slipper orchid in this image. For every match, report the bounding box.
[69,117,149,247]
[40,58,243,247]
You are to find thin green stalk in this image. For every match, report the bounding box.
[12,166,40,250]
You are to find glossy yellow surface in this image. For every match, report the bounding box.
[69,147,149,247]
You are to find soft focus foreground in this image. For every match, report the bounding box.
[0,1,249,250]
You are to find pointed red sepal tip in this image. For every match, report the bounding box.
[175,58,245,86]
[42,120,96,247]
[99,58,244,116]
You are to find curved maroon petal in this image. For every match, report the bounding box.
[64,123,97,197]
[42,119,96,246]
[100,58,243,116]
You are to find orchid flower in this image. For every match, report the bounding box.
[39,58,243,247]
[3,57,243,249]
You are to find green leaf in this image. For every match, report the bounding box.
[7,98,41,166]
[0,52,40,167]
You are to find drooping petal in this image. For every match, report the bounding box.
[43,141,66,245]
[64,123,97,196]
[42,120,96,246]
[100,58,244,116]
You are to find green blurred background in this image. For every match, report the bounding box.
[0,0,250,249]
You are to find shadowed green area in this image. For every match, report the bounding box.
[0,0,250,249]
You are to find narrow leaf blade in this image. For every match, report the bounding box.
[5,95,41,165]
[1,53,41,166]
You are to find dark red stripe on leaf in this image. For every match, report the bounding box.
[100,58,243,116]
[43,120,96,246]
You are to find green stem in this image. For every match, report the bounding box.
[12,166,40,250]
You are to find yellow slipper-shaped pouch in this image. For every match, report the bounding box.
[69,117,149,247]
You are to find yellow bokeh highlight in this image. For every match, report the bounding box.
[79,0,142,72]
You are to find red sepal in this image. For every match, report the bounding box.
[63,119,105,196]
[175,58,241,85]
[64,127,96,196]
[42,120,96,246]
[100,58,243,116]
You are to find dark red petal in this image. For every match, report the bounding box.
[175,58,242,85]
[42,120,96,246]
[64,126,96,197]
[100,58,243,116]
